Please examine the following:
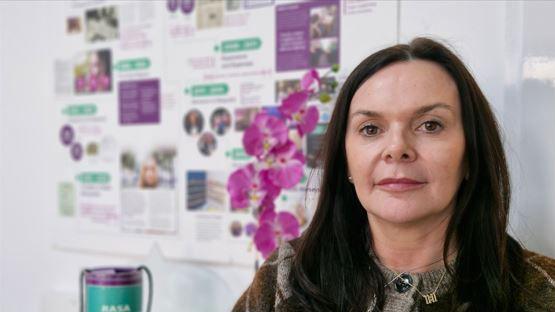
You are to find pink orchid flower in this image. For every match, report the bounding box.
[227,164,280,210]
[279,91,319,136]
[226,69,326,259]
[263,140,305,189]
[300,68,320,91]
[254,208,300,258]
[243,113,288,158]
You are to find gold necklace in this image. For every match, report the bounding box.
[386,255,445,273]
[385,269,447,305]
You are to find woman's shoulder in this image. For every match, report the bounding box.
[518,249,555,310]
[522,249,555,284]
[231,240,297,312]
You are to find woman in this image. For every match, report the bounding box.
[139,157,159,188]
[233,37,555,311]
[185,110,204,136]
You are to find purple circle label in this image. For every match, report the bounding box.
[71,143,83,161]
[167,0,178,12]
[181,0,195,14]
[60,125,74,146]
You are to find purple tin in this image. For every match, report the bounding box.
[84,267,143,286]
[80,265,153,312]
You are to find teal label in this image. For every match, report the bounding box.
[62,104,97,116]
[86,285,142,312]
[76,172,111,184]
[220,37,262,53]
[187,83,229,97]
[114,58,151,71]
[225,147,251,160]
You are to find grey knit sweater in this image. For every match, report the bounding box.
[232,241,555,311]
[370,254,456,311]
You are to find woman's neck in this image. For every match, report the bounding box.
[368,211,457,273]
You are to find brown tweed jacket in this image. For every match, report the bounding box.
[232,242,555,311]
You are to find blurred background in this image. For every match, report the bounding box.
[1,1,554,311]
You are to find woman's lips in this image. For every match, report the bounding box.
[376,178,427,192]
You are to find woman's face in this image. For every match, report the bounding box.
[142,159,158,187]
[345,60,466,226]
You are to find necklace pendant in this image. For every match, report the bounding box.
[424,293,438,304]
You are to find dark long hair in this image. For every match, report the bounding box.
[290,37,525,311]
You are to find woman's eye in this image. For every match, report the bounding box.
[418,120,443,133]
[360,124,380,136]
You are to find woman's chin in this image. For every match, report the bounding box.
[365,205,431,226]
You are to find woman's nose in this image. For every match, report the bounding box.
[381,131,416,163]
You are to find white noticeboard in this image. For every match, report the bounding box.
[53,0,398,265]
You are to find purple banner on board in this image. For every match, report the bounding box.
[276,0,340,72]
[119,79,161,125]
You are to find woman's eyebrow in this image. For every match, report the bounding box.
[414,103,453,116]
[349,110,382,121]
[349,103,453,122]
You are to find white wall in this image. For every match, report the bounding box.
[508,1,555,257]
[1,1,554,312]
[0,6,4,310]
[400,0,508,115]
[1,4,53,311]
